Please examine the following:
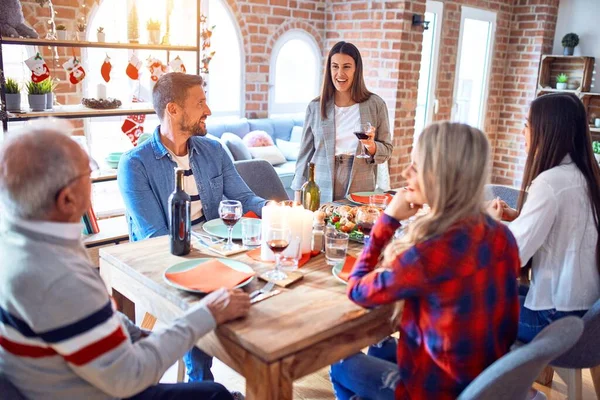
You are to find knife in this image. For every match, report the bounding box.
[250,289,281,304]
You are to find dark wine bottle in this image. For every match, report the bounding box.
[301,162,321,211]
[169,168,191,256]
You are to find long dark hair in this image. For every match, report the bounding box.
[319,41,372,119]
[519,92,600,274]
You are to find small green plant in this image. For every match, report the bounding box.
[38,79,54,94]
[26,81,45,95]
[77,23,86,32]
[562,33,580,48]
[97,26,104,33]
[593,141,600,155]
[556,73,568,83]
[56,24,66,31]
[5,78,20,94]
[146,19,161,30]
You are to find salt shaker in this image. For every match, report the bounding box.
[311,221,325,253]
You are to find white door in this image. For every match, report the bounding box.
[414,0,444,140]
[451,6,497,130]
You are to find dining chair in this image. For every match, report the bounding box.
[549,298,600,400]
[457,316,584,400]
[234,159,290,201]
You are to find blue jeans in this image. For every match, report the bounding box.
[518,284,587,343]
[184,347,214,382]
[126,381,232,399]
[330,337,400,400]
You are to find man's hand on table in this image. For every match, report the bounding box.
[204,288,251,325]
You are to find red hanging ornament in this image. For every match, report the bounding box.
[25,53,50,83]
[101,55,112,83]
[126,53,142,80]
[169,56,186,73]
[147,57,167,82]
[121,96,146,146]
[62,56,86,85]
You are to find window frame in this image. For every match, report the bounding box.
[268,29,321,117]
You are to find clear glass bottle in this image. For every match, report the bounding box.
[301,163,320,211]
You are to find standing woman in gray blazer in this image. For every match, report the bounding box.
[291,41,393,202]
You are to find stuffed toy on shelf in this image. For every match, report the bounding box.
[0,0,39,38]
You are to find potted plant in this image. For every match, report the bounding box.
[4,78,22,112]
[556,73,568,90]
[593,141,600,164]
[76,23,86,41]
[26,81,46,111]
[562,33,579,56]
[56,24,67,40]
[146,19,161,45]
[41,78,58,110]
[97,26,105,43]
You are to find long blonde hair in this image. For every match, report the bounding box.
[384,122,491,266]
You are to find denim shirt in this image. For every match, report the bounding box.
[118,126,266,241]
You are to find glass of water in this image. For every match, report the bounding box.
[325,230,349,266]
[241,219,261,247]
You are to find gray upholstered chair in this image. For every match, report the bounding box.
[458,316,585,400]
[234,159,290,201]
[550,299,600,400]
[484,184,524,209]
[0,372,27,400]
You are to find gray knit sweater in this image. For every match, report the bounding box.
[0,220,216,399]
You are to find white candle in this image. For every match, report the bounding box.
[97,84,107,100]
[283,205,303,258]
[301,209,314,254]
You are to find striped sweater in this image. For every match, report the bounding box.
[0,219,216,399]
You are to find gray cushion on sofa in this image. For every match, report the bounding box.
[206,133,234,161]
[249,118,295,141]
[206,119,250,139]
[221,132,252,161]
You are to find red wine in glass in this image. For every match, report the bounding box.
[221,213,240,227]
[267,239,289,253]
[357,222,374,236]
[353,131,369,140]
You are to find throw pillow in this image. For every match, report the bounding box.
[206,133,234,161]
[248,145,287,166]
[243,130,274,147]
[221,132,252,161]
[290,125,304,142]
[275,138,300,161]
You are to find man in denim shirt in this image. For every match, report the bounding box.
[118,72,266,385]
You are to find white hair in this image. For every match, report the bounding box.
[0,119,82,220]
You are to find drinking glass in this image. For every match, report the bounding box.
[356,207,380,244]
[264,225,291,281]
[241,219,262,247]
[280,235,302,272]
[354,122,372,159]
[369,194,389,210]
[218,200,243,250]
[325,230,349,266]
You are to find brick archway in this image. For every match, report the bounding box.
[267,19,323,59]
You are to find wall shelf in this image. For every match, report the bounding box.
[7,102,155,121]
[91,169,118,183]
[84,215,129,248]
[1,37,197,52]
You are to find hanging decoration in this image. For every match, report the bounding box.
[101,54,112,83]
[25,53,50,83]
[62,56,86,85]
[147,57,167,82]
[169,56,186,74]
[199,14,216,74]
[121,96,146,146]
[126,53,142,80]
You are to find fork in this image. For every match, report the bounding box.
[249,281,275,300]
[191,231,224,244]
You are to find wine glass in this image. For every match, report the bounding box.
[354,122,372,159]
[356,207,380,244]
[264,225,291,281]
[218,200,243,250]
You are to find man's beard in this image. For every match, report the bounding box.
[180,113,207,136]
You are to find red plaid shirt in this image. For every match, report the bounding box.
[348,213,520,400]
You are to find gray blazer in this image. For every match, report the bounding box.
[291,94,393,203]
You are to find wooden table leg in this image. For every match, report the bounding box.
[245,358,293,400]
[591,365,600,399]
[112,288,136,323]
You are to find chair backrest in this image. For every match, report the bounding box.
[458,316,584,400]
[484,184,524,209]
[234,159,289,201]
[0,372,27,400]
[551,298,600,368]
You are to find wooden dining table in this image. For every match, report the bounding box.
[99,233,394,400]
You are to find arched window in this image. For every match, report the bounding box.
[205,0,243,119]
[269,30,321,117]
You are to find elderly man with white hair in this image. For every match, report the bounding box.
[0,121,249,400]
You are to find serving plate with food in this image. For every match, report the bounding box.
[314,204,382,243]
